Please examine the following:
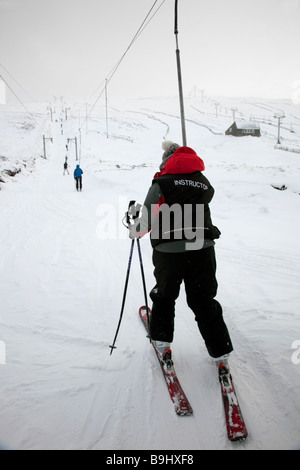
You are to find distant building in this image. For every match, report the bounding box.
[225,120,261,137]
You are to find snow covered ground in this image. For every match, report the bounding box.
[0,95,299,450]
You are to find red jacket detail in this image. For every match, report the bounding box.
[153,146,205,179]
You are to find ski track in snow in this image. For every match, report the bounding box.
[0,97,300,450]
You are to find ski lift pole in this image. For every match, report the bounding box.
[174,0,187,146]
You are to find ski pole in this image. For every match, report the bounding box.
[109,238,135,355]
[136,238,150,330]
[127,201,150,328]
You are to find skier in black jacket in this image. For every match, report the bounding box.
[129,141,233,365]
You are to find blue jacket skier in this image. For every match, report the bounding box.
[74,164,83,191]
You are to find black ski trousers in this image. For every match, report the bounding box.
[149,246,233,358]
[75,176,82,191]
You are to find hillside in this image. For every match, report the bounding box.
[0,95,300,450]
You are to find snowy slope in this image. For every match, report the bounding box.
[0,96,300,450]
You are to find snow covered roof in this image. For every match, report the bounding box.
[235,120,260,130]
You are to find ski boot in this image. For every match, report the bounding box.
[154,341,173,371]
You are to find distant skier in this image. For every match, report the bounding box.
[74,164,83,191]
[0,176,5,191]
[63,161,69,175]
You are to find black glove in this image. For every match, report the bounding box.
[127,201,141,222]
[123,201,142,238]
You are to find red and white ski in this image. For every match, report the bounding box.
[139,306,193,416]
[218,363,248,441]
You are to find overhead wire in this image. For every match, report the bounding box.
[79,0,167,133]
[0,74,33,115]
[0,73,46,135]
[131,0,167,44]
[105,0,166,88]
[0,1,167,137]
[0,1,168,168]
[0,63,35,102]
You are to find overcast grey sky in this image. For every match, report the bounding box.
[0,0,300,102]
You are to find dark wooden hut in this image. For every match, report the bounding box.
[225,120,261,137]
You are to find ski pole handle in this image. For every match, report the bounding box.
[126,200,142,226]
